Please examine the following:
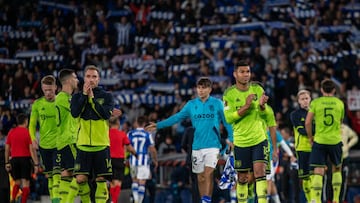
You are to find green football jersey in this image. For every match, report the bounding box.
[29,97,58,149]
[223,84,268,147]
[309,96,344,145]
[55,91,79,150]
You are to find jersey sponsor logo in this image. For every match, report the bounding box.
[40,114,56,120]
[193,113,215,119]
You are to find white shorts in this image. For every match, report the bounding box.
[130,165,151,180]
[191,148,220,173]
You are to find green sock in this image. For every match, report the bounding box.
[95,180,109,203]
[311,174,323,203]
[302,177,311,203]
[255,177,267,203]
[247,182,255,203]
[332,171,342,203]
[52,173,61,201]
[65,178,79,203]
[59,176,72,203]
[79,182,91,203]
[48,177,53,199]
[248,182,254,198]
[236,182,248,203]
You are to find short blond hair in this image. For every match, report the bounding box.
[297,89,310,99]
[41,75,56,85]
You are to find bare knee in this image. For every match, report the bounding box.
[253,163,266,178]
[197,173,206,183]
[237,173,248,184]
[76,175,88,184]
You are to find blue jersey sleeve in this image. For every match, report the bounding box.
[276,130,283,144]
[157,102,191,129]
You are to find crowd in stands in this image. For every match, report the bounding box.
[1,0,360,202]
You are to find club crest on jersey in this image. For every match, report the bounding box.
[96,98,105,105]
[209,105,214,111]
[235,160,242,168]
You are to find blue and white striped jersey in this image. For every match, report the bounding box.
[128,127,154,166]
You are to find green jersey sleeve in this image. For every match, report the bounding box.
[29,97,58,149]
[223,84,267,147]
[309,96,344,145]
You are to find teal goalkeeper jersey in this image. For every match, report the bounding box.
[309,96,344,145]
[157,96,233,150]
[29,97,58,149]
[223,83,268,147]
[55,91,79,150]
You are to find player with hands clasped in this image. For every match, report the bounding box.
[67,65,115,203]
[223,61,271,203]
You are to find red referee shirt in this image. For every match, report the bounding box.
[6,126,32,157]
[109,128,130,158]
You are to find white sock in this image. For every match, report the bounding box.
[131,183,139,203]
[138,185,146,203]
[272,194,281,203]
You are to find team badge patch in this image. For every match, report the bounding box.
[209,105,214,111]
[96,98,105,105]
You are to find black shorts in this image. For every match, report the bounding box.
[296,151,311,178]
[54,144,77,172]
[74,147,112,179]
[234,140,268,172]
[10,157,32,180]
[310,142,343,168]
[111,158,125,181]
[39,147,57,175]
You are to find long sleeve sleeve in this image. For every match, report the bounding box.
[29,104,38,141]
[70,92,87,118]
[290,111,307,135]
[90,92,114,120]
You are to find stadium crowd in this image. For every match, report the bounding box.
[0,0,360,202]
